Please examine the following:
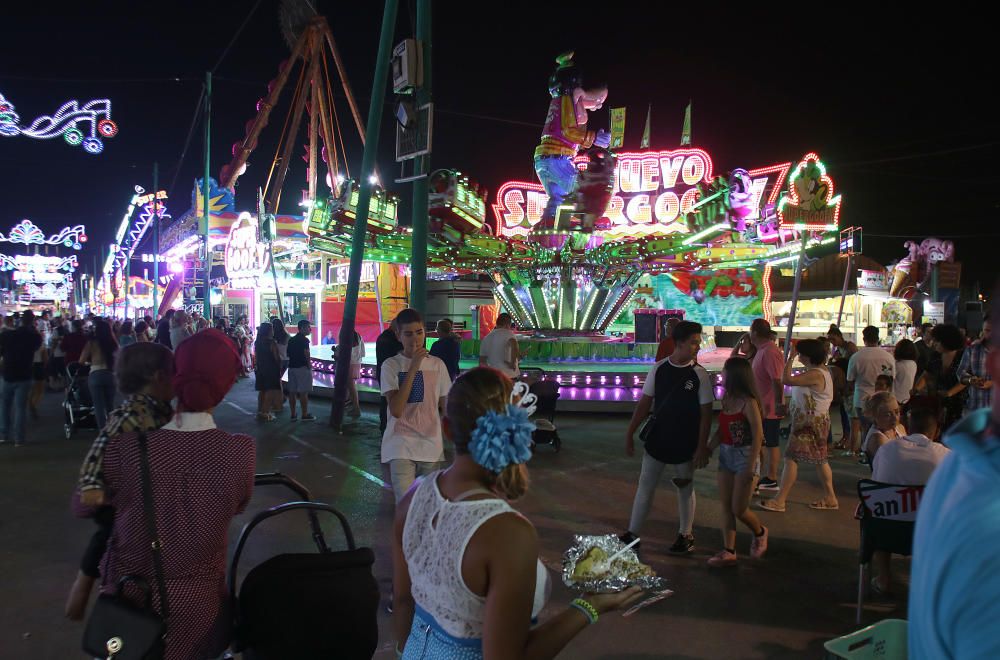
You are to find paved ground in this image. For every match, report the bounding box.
[0,379,909,659]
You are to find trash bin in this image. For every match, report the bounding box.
[824,619,907,659]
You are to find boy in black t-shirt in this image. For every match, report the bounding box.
[285,320,315,421]
[621,321,715,555]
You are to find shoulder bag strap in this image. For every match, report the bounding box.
[137,432,170,622]
[646,364,695,421]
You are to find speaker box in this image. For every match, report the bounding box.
[634,313,659,343]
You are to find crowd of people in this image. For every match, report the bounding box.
[0,309,264,445]
[0,297,992,658]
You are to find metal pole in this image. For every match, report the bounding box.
[92,254,98,314]
[836,253,852,327]
[409,0,432,313]
[373,263,384,329]
[202,71,212,321]
[124,251,130,321]
[330,0,399,430]
[153,162,159,317]
[783,238,808,361]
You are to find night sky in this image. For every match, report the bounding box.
[1,1,997,291]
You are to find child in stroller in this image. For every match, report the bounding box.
[522,368,561,451]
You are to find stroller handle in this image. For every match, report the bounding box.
[228,501,358,605]
[252,472,328,553]
[254,472,312,501]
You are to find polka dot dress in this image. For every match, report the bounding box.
[98,428,255,660]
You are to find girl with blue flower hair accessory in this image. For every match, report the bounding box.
[391,367,644,660]
[468,381,537,475]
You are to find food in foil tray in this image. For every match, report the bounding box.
[571,546,653,582]
[563,534,666,593]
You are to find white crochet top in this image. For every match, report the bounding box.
[403,471,550,639]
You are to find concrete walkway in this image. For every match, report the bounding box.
[0,379,907,658]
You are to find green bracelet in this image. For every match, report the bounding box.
[570,598,599,624]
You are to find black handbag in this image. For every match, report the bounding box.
[83,433,170,659]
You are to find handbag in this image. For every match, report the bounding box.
[83,433,170,660]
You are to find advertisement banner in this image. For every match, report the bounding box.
[857,269,888,292]
[609,107,626,149]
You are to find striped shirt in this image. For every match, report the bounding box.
[957,342,992,411]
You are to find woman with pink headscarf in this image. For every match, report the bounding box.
[75,329,255,659]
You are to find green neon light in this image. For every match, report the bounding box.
[682,222,730,245]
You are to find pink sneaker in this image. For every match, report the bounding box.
[750,526,768,559]
[707,550,738,567]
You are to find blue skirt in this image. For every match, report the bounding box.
[402,605,484,660]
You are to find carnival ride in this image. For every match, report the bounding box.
[148,12,844,406]
[304,150,841,337]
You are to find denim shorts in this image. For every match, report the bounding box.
[762,418,781,448]
[718,444,757,475]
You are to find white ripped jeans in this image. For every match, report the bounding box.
[627,451,696,537]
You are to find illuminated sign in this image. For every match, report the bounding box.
[492,148,789,238]
[331,261,377,285]
[225,212,271,288]
[857,269,888,292]
[777,152,842,230]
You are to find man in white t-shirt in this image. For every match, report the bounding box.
[870,400,950,595]
[478,313,519,378]
[872,407,950,485]
[621,321,715,556]
[847,326,895,431]
[380,308,452,502]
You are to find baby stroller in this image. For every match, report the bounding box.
[229,472,379,659]
[522,368,561,451]
[63,362,97,439]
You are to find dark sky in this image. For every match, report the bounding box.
[2,1,997,290]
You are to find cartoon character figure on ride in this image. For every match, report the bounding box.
[727,168,755,231]
[889,237,956,298]
[532,52,611,230]
[793,160,830,212]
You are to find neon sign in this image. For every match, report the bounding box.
[331,261,377,284]
[492,148,789,238]
[777,152,842,230]
[0,91,118,155]
[225,212,271,288]
[0,219,87,249]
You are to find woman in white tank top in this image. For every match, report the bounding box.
[759,339,839,513]
[392,368,643,659]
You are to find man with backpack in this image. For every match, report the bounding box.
[621,321,714,554]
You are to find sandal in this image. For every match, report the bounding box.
[758,500,786,512]
[809,500,839,510]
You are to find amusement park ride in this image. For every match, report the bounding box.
[302,148,840,336]
[146,11,844,416]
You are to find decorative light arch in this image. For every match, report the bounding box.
[0,92,118,155]
[0,219,87,249]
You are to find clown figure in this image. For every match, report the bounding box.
[533,53,610,229]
